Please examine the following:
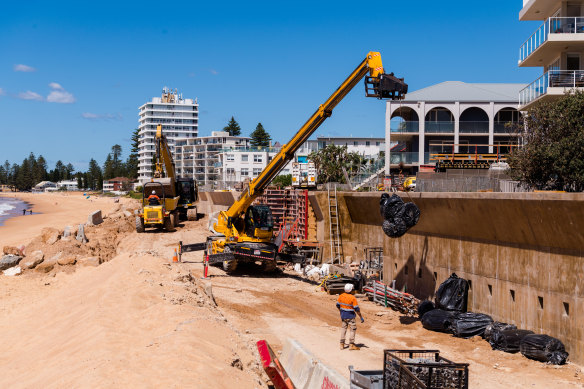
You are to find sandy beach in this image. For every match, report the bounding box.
[0,192,133,249]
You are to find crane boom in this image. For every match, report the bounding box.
[154,124,176,183]
[218,52,406,228]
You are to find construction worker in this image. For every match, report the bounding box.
[148,190,160,205]
[337,283,364,350]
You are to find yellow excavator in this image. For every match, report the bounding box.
[207,51,407,272]
[136,124,181,232]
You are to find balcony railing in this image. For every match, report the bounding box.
[520,70,584,106]
[459,121,489,134]
[389,152,419,164]
[520,17,584,63]
[425,121,455,133]
[391,121,419,133]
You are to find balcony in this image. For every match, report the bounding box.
[459,121,489,134]
[425,121,455,133]
[389,152,419,164]
[519,70,584,108]
[390,121,419,133]
[519,17,584,66]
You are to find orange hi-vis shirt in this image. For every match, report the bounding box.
[337,292,360,320]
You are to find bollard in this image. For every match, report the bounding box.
[203,250,209,279]
[173,249,178,263]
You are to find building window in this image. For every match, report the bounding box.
[241,168,249,176]
[241,154,248,162]
[253,168,262,176]
[226,168,235,174]
[226,154,234,162]
[366,141,370,146]
[253,154,263,163]
[376,141,380,146]
[353,141,358,146]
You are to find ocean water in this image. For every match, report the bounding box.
[0,197,29,226]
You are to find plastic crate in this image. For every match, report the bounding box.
[383,350,469,389]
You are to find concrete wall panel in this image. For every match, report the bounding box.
[315,191,584,363]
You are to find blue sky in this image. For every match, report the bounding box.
[0,0,541,171]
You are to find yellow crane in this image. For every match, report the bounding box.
[207,52,407,272]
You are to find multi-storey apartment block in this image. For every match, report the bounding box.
[137,88,198,184]
[386,81,524,174]
[174,131,250,188]
[519,0,584,109]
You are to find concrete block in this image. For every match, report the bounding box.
[87,210,103,226]
[279,338,318,389]
[76,224,88,243]
[307,360,349,389]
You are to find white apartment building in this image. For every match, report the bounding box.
[220,147,285,186]
[316,136,384,158]
[386,81,524,174]
[174,131,250,187]
[138,87,198,184]
[519,0,584,109]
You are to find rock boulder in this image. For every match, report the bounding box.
[76,224,88,243]
[3,266,22,276]
[41,227,60,245]
[0,254,23,271]
[21,250,44,269]
[3,246,21,256]
[57,255,77,266]
[35,254,59,273]
[78,256,100,267]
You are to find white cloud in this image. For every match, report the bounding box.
[0,88,4,96]
[14,64,36,72]
[49,82,64,90]
[18,91,44,101]
[81,112,123,120]
[209,69,219,75]
[47,90,75,103]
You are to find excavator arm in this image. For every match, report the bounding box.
[214,51,407,235]
[154,124,177,181]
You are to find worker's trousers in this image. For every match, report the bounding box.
[340,318,357,344]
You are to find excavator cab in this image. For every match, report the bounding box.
[244,205,274,239]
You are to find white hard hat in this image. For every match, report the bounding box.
[344,284,354,293]
[152,190,156,194]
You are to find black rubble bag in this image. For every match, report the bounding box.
[380,193,404,220]
[400,201,421,228]
[435,273,469,312]
[483,321,517,341]
[490,329,534,353]
[421,309,456,333]
[450,312,494,338]
[520,334,569,365]
[382,219,408,238]
[417,300,435,318]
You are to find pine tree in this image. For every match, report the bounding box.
[250,122,271,148]
[76,173,83,190]
[126,129,140,179]
[223,116,241,136]
[88,159,102,190]
[103,154,114,180]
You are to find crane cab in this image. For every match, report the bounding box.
[243,205,274,240]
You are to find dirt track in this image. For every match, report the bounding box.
[0,212,582,388]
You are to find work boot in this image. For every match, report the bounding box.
[340,342,345,350]
[349,343,360,351]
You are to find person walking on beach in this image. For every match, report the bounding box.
[337,283,364,350]
[29,209,32,215]
[22,209,26,215]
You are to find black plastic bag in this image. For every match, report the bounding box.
[418,300,435,318]
[380,193,404,220]
[450,312,493,338]
[490,329,534,353]
[435,273,469,312]
[421,309,456,333]
[520,334,568,365]
[400,202,421,228]
[483,322,517,341]
[382,219,408,238]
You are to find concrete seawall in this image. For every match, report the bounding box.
[313,191,584,363]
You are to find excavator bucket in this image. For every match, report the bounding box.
[364,72,408,99]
